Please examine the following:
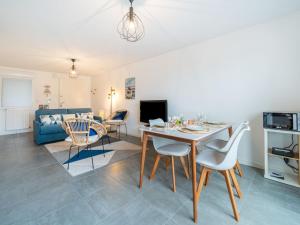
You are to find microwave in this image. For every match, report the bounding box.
[263,112,300,131]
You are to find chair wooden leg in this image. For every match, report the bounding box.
[165,157,170,172]
[196,167,208,202]
[187,154,191,176]
[224,170,240,221]
[229,168,242,198]
[204,170,211,186]
[179,156,189,179]
[171,156,176,192]
[149,154,161,180]
[235,161,244,177]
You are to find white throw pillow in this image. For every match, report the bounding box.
[62,114,76,121]
[51,114,62,125]
[40,115,52,125]
[76,112,94,119]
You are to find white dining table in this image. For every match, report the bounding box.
[139,123,233,223]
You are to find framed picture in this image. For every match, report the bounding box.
[125,77,135,99]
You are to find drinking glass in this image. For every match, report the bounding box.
[197,112,206,125]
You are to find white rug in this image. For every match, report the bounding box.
[45,140,141,176]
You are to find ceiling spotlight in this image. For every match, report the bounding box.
[118,0,144,42]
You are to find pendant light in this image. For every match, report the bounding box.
[118,0,144,42]
[69,58,78,78]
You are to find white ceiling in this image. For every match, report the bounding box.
[1,0,300,75]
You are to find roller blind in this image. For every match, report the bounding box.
[2,78,32,108]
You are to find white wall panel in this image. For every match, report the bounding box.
[5,109,32,130]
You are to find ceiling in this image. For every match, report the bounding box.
[1,0,300,76]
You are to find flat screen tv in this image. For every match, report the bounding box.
[140,100,168,123]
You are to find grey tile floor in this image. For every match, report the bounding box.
[0,132,299,225]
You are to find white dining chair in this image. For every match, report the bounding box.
[149,118,190,192]
[204,122,249,181]
[196,122,250,221]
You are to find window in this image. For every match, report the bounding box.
[2,78,32,108]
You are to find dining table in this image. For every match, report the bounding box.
[139,123,233,223]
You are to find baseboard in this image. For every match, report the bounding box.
[238,158,264,169]
[0,128,32,136]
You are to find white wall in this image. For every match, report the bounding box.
[0,66,92,134]
[59,76,91,108]
[92,12,300,168]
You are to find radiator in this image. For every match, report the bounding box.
[5,109,33,131]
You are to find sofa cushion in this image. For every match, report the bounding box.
[40,124,65,135]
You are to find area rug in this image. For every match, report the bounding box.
[45,140,141,176]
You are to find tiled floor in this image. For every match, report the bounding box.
[0,132,299,225]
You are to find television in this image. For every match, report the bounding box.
[140,100,168,123]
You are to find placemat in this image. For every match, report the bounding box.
[177,127,210,134]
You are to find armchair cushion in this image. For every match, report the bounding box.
[112,111,127,120]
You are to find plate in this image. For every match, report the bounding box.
[185,125,204,131]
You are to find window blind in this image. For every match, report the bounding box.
[2,78,32,108]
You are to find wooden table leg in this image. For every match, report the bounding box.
[139,133,148,189]
[180,156,190,179]
[191,141,198,223]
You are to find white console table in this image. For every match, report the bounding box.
[264,129,300,187]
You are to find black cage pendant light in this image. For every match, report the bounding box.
[117,0,144,42]
[69,58,78,78]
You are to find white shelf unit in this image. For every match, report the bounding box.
[264,129,300,188]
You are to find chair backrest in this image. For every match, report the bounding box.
[63,118,93,146]
[90,120,107,136]
[218,122,250,170]
[149,118,176,150]
[219,121,249,153]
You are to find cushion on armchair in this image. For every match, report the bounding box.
[112,111,127,120]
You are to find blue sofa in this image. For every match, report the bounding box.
[33,108,102,145]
